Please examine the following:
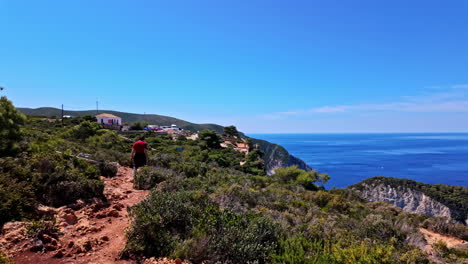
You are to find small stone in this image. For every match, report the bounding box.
[95,212,106,219]
[30,240,44,252]
[45,244,57,251]
[50,238,58,246]
[83,240,93,252]
[112,202,124,211]
[107,210,120,217]
[53,250,65,258]
[41,234,53,243]
[63,213,78,225]
[101,235,110,242]
[175,258,182,264]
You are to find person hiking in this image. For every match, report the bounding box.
[131,135,148,175]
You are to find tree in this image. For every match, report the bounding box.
[130,121,148,130]
[224,125,239,138]
[272,165,329,190]
[0,96,26,157]
[70,121,102,139]
[81,115,97,122]
[198,129,222,149]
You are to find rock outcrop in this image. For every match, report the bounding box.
[350,177,467,224]
[250,138,312,175]
[354,183,452,219]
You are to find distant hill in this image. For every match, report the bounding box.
[18,107,311,174]
[18,107,224,133]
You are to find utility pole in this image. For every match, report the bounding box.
[61,104,64,126]
[96,100,99,115]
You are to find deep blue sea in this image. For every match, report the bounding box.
[248,133,468,188]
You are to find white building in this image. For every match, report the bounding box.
[96,113,122,125]
[160,124,181,131]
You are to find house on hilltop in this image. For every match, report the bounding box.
[96,113,122,125]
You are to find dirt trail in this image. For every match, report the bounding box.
[420,227,467,259]
[2,166,149,264]
[420,228,467,248]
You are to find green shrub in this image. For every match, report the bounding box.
[271,236,327,264]
[0,251,12,264]
[130,121,148,130]
[26,219,59,240]
[134,166,175,190]
[67,121,102,140]
[30,152,104,206]
[125,191,216,257]
[198,129,222,149]
[0,173,36,230]
[125,190,282,263]
[422,217,468,241]
[149,153,181,168]
[86,129,129,153]
[99,162,118,177]
[0,96,26,157]
[399,248,430,264]
[45,179,104,206]
[187,211,281,264]
[272,166,328,190]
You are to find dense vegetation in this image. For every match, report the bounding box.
[351,177,468,224]
[0,97,130,231]
[17,107,310,173]
[2,98,467,263]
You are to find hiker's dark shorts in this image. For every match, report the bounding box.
[133,153,147,169]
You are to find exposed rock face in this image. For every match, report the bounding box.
[266,154,312,175]
[354,183,456,221]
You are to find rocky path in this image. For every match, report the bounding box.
[1,166,153,264]
[420,227,467,249]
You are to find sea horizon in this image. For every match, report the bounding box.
[248,133,468,189]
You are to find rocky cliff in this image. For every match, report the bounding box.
[349,177,468,225]
[250,138,312,175]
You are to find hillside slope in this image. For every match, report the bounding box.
[18,107,311,174]
[349,177,468,224]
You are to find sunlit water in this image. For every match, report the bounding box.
[249,133,468,188]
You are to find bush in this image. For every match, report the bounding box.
[130,121,148,130]
[399,248,430,264]
[187,211,281,264]
[198,129,222,149]
[422,217,468,241]
[0,251,12,264]
[0,173,36,230]
[30,152,104,206]
[99,162,118,177]
[0,96,26,157]
[134,166,175,190]
[125,190,282,263]
[46,179,104,206]
[272,237,400,264]
[272,166,328,190]
[67,121,102,140]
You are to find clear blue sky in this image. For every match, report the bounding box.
[1,0,468,133]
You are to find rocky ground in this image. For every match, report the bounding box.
[0,166,187,264]
[420,228,467,252]
[1,166,465,264]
